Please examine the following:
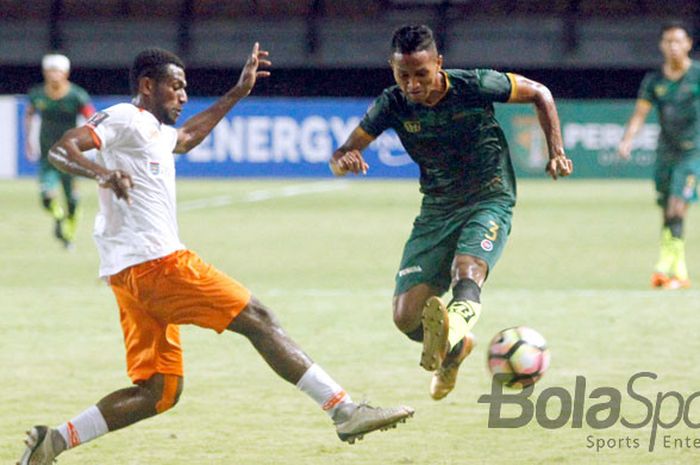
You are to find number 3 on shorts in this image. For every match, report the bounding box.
[485,220,499,241]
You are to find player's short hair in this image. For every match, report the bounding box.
[129,48,185,95]
[660,20,693,40]
[391,25,437,55]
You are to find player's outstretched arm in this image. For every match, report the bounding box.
[329,127,375,176]
[174,42,271,154]
[49,126,133,203]
[508,74,573,180]
[618,99,652,160]
[24,104,39,162]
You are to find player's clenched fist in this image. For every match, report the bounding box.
[546,154,573,180]
[329,150,369,176]
[98,170,134,203]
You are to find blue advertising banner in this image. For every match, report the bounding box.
[15,96,659,179]
[17,96,420,179]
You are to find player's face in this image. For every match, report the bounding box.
[42,68,68,86]
[390,49,443,104]
[154,64,188,125]
[659,28,692,63]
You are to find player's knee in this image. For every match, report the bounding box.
[452,255,488,286]
[154,375,183,414]
[230,297,282,338]
[667,201,686,219]
[392,299,421,335]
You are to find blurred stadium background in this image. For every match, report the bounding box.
[1,0,699,97]
[1,0,699,181]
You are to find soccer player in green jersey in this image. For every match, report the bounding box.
[25,54,95,248]
[329,25,573,400]
[619,21,699,290]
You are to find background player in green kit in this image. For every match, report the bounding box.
[329,25,573,400]
[25,54,95,248]
[619,22,699,290]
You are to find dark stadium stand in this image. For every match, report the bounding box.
[0,0,698,97]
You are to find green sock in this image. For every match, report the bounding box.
[655,227,674,274]
[446,300,481,351]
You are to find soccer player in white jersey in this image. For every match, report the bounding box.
[18,44,413,465]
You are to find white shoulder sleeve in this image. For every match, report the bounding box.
[86,103,137,152]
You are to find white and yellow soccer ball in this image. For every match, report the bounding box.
[487,326,551,388]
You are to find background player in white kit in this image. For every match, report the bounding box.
[18,44,413,465]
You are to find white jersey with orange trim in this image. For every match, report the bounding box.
[86,103,184,278]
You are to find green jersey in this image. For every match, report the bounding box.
[28,83,92,157]
[638,60,700,156]
[360,69,517,205]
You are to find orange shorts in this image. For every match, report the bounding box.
[109,249,251,383]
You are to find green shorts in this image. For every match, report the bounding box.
[39,157,75,197]
[394,195,514,296]
[654,152,700,207]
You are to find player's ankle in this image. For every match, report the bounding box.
[331,402,357,424]
[52,429,68,454]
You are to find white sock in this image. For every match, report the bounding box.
[296,364,353,419]
[56,405,109,449]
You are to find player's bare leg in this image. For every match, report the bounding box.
[18,299,413,464]
[429,255,485,400]
[228,296,413,443]
[18,374,181,465]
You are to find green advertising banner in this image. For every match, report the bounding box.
[496,100,659,178]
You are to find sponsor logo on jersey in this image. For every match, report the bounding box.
[654,85,667,98]
[149,161,161,175]
[86,111,109,127]
[480,239,494,252]
[398,265,422,277]
[403,120,421,133]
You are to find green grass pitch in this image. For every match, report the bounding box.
[2,177,699,464]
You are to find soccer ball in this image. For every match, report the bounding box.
[487,326,550,388]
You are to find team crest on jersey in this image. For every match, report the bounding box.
[654,85,667,97]
[480,239,494,252]
[149,161,161,175]
[87,111,109,127]
[403,120,421,133]
[683,175,697,199]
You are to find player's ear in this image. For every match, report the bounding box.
[139,77,154,97]
[436,54,443,69]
